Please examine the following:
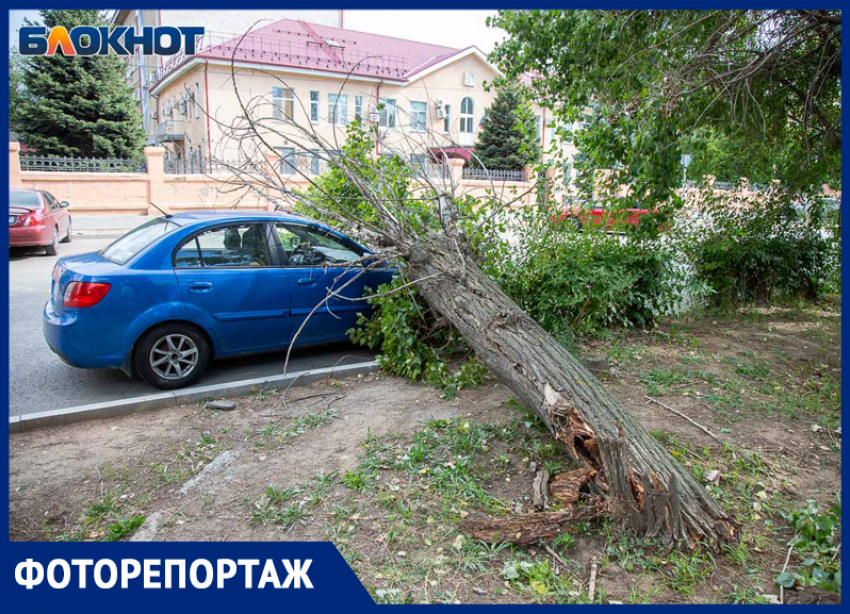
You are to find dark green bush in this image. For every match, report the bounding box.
[676,191,835,306]
[491,218,682,339]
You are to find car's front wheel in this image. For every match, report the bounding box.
[136,324,211,390]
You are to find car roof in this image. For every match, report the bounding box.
[168,210,324,226]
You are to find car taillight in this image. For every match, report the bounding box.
[22,209,44,226]
[63,282,111,308]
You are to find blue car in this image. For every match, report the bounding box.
[43,211,393,389]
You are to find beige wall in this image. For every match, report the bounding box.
[152,52,582,182]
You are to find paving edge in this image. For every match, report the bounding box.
[9,361,380,433]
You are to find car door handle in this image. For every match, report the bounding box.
[190,282,213,291]
[297,278,316,285]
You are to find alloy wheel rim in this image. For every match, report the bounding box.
[149,334,199,381]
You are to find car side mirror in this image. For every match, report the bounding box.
[60,201,70,208]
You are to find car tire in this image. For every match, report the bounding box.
[61,218,72,243]
[135,324,211,390]
[566,216,582,232]
[44,227,59,256]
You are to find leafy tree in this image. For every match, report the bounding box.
[473,88,540,171]
[11,9,145,157]
[489,10,841,199]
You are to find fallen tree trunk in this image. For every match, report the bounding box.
[406,233,737,548]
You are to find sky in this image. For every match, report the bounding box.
[9,10,504,53]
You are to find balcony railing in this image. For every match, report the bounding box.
[462,167,525,182]
[155,119,185,142]
[20,154,146,173]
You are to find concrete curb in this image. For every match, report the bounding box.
[10,361,380,433]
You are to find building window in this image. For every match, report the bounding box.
[277,147,296,175]
[273,87,295,121]
[355,95,363,121]
[310,91,319,123]
[410,101,427,132]
[410,154,428,172]
[443,104,451,133]
[379,98,396,128]
[535,115,542,142]
[460,97,474,133]
[309,150,321,175]
[194,83,201,119]
[328,94,348,125]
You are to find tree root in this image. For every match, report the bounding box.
[461,500,607,546]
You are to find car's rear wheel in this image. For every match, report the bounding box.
[136,324,211,390]
[61,218,72,243]
[44,227,59,256]
[565,216,582,232]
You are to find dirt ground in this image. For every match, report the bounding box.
[9,301,841,604]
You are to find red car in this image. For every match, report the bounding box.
[9,189,72,255]
[554,202,658,231]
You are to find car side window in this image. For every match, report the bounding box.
[175,223,273,268]
[43,192,59,210]
[274,223,363,266]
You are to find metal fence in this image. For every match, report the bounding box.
[462,167,525,182]
[20,154,147,173]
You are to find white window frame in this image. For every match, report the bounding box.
[328,93,348,126]
[379,98,396,128]
[443,104,451,133]
[310,91,320,124]
[460,97,474,133]
[354,95,363,121]
[194,83,201,119]
[273,87,295,121]
[277,147,296,175]
[410,101,427,132]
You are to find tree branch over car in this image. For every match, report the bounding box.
[203,26,739,549]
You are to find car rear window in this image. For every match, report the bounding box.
[101,217,182,265]
[9,191,41,208]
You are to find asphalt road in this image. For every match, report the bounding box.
[8,236,374,418]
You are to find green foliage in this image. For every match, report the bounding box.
[472,87,541,171]
[106,515,146,541]
[674,190,835,306]
[490,208,685,338]
[489,10,841,198]
[775,498,841,593]
[348,275,486,396]
[11,10,145,157]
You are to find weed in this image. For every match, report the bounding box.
[106,515,146,541]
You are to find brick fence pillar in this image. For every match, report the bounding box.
[9,142,23,189]
[144,146,166,215]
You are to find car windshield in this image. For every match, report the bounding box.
[101,217,182,265]
[9,191,41,208]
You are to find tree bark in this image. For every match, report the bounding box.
[405,234,737,548]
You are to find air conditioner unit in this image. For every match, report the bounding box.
[150,111,158,120]
[434,107,445,119]
[434,99,444,107]
[369,112,380,123]
[464,72,475,87]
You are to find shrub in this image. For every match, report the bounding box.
[348,276,486,397]
[675,189,834,306]
[490,211,684,338]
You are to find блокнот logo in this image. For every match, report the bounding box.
[19,26,205,56]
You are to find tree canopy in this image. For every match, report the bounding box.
[11,9,145,157]
[489,10,841,200]
[473,88,541,171]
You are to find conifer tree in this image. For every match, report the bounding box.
[12,9,145,157]
[473,88,540,171]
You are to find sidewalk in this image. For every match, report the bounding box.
[71,214,153,239]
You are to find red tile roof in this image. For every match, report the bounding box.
[194,19,466,82]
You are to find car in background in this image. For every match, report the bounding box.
[9,188,72,255]
[553,200,659,231]
[43,211,393,390]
